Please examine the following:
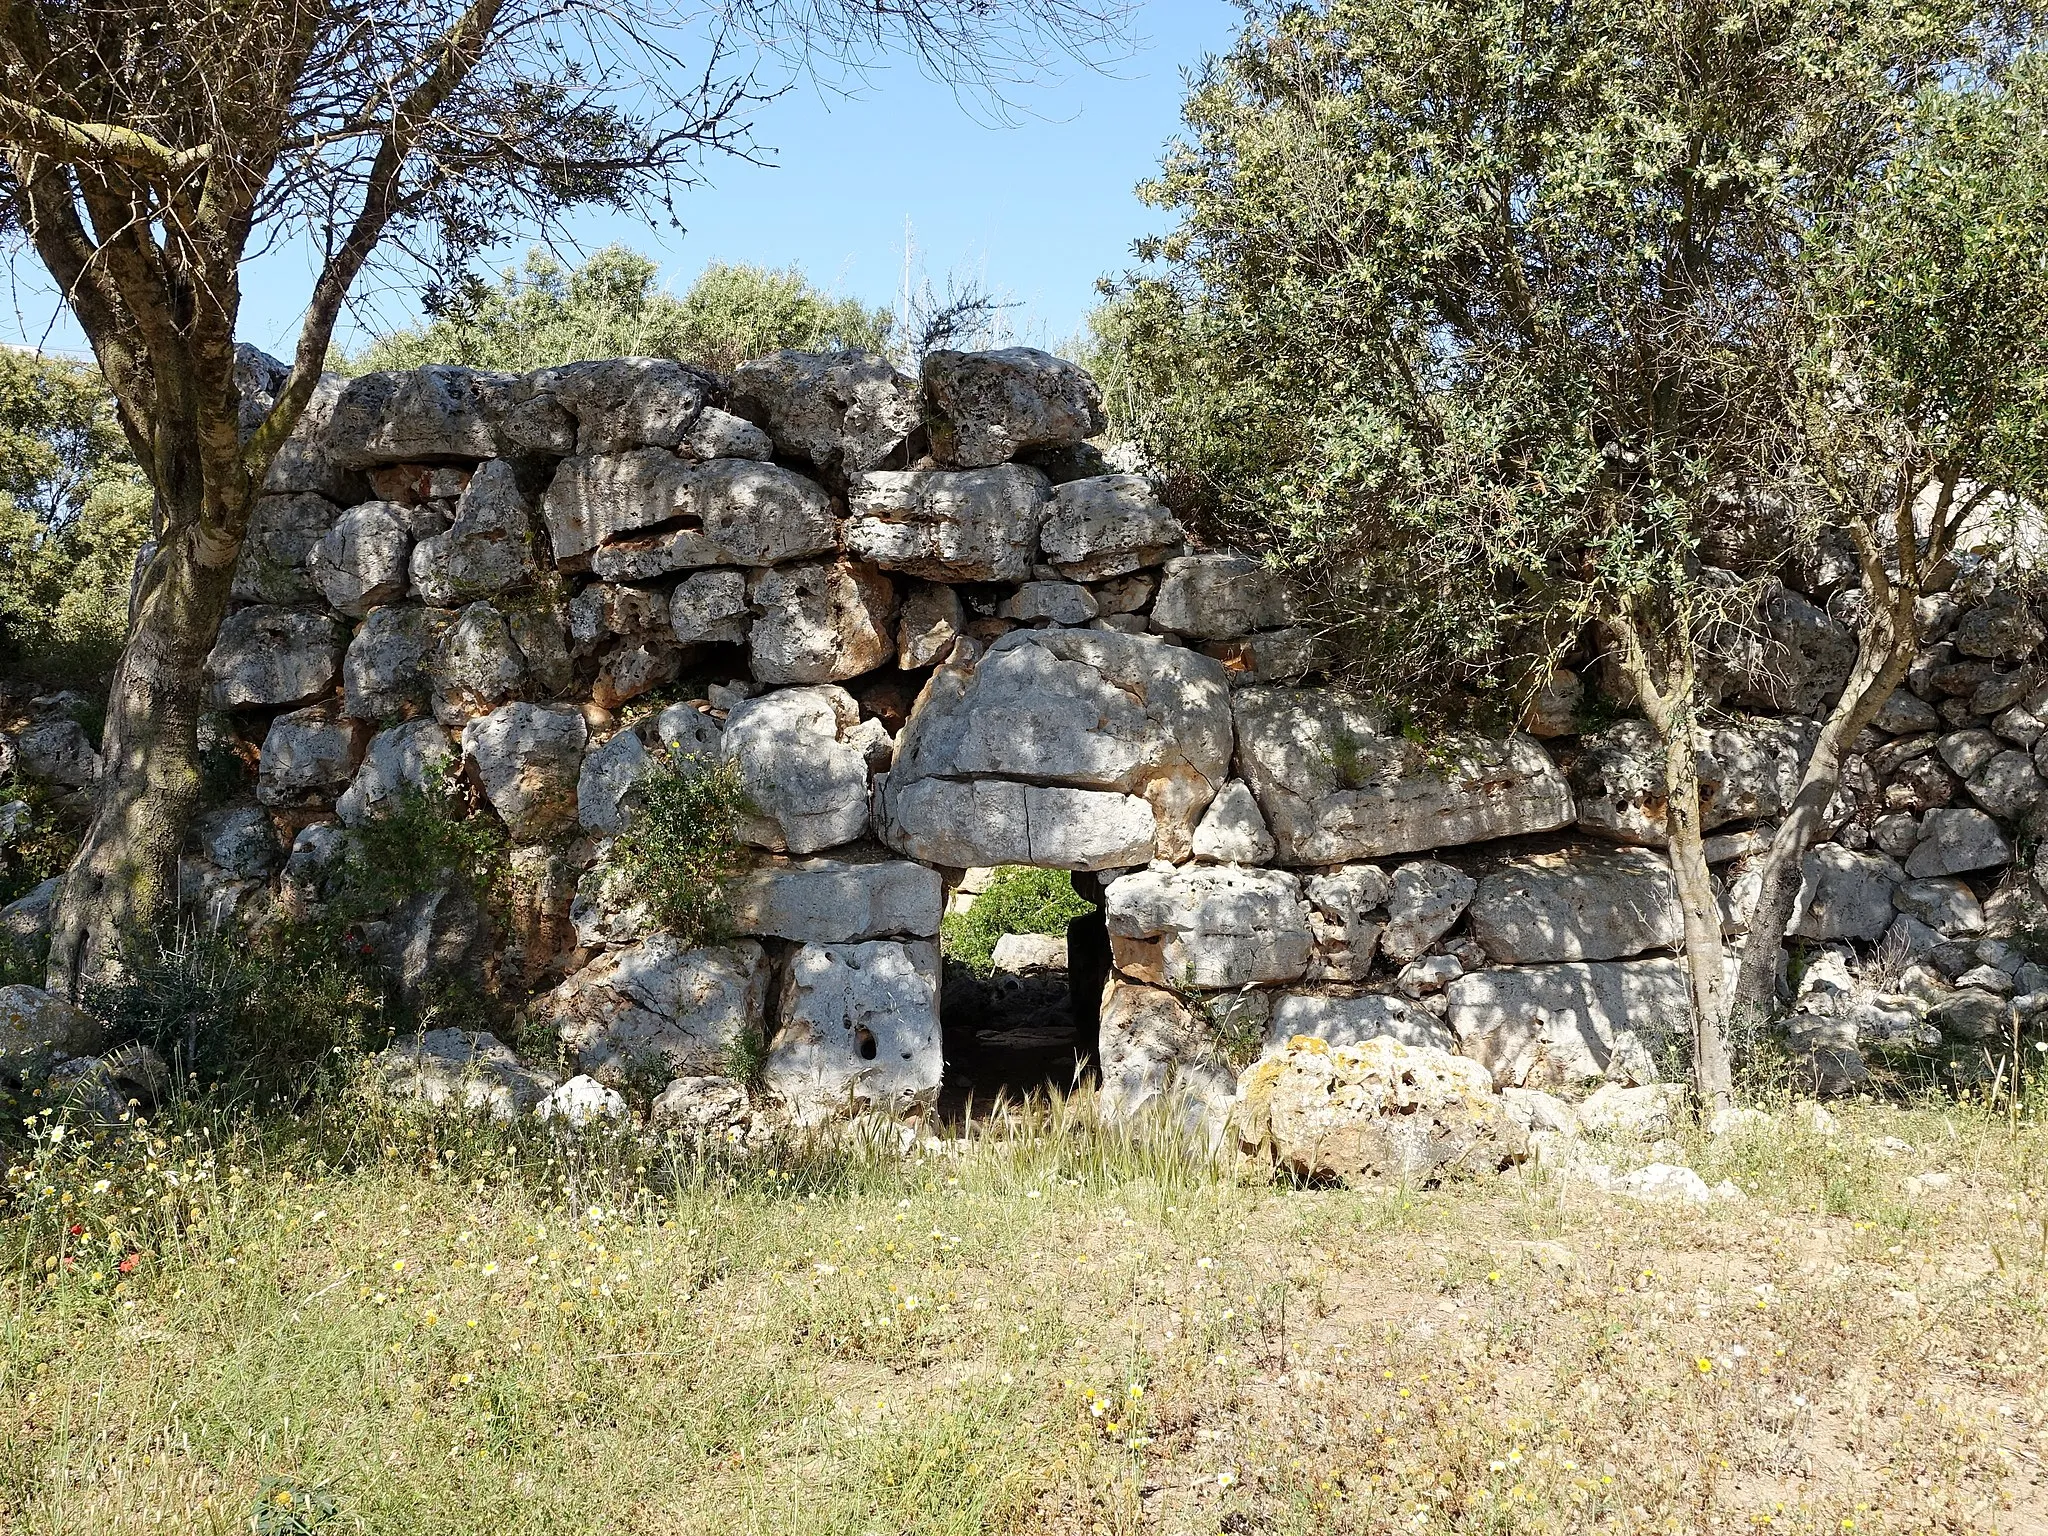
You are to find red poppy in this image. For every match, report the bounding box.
[67,1223,84,1237]
[118,1253,140,1274]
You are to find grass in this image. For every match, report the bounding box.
[3,1082,2048,1534]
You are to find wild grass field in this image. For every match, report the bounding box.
[4,1082,2047,1535]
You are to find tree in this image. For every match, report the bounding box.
[1,0,1130,995]
[353,246,893,373]
[1097,0,2043,1106]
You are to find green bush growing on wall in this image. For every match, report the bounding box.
[940,867,1094,979]
[607,750,754,948]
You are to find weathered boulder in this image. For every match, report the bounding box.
[205,607,349,710]
[528,357,714,455]
[373,1028,561,1120]
[409,459,541,605]
[1301,863,1392,981]
[1236,1036,1526,1183]
[1968,749,2045,819]
[460,703,587,842]
[592,637,683,710]
[1380,861,1476,962]
[1893,876,1986,936]
[1234,688,1573,864]
[575,728,648,835]
[341,604,453,719]
[308,503,413,616]
[721,686,871,855]
[256,707,361,806]
[1000,580,1099,626]
[1708,583,1857,715]
[896,582,965,669]
[194,803,282,878]
[1954,590,2045,661]
[880,628,1235,867]
[0,984,106,1084]
[1876,690,1942,734]
[729,350,921,476]
[1151,554,1297,640]
[1906,807,2011,877]
[376,883,490,1008]
[327,366,570,467]
[922,347,1105,468]
[1788,845,1904,941]
[746,559,896,685]
[726,857,943,943]
[764,940,942,1122]
[1263,993,1455,1054]
[544,936,769,1086]
[548,454,838,575]
[1446,957,1692,1086]
[14,718,100,788]
[1190,780,1277,864]
[668,569,752,646]
[337,719,456,826]
[1521,666,1584,738]
[1573,717,1814,845]
[1469,846,1682,964]
[1939,728,2003,780]
[1104,865,1313,989]
[430,601,529,724]
[572,581,669,651]
[650,1075,751,1135]
[1095,978,1237,1131]
[1038,474,1184,580]
[1,877,61,950]
[233,493,342,604]
[846,465,1051,583]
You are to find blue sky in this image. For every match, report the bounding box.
[5,1,1240,361]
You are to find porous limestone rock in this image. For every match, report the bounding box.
[0,985,106,1084]
[14,718,100,788]
[746,560,896,685]
[1000,580,1099,626]
[765,940,942,1122]
[650,1075,751,1135]
[256,707,361,807]
[545,936,769,1086]
[896,582,965,669]
[879,628,1234,867]
[1893,876,1987,936]
[1262,993,1455,1054]
[337,719,456,827]
[572,582,669,651]
[528,357,714,455]
[342,603,454,719]
[726,857,944,943]
[1968,749,2045,819]
[1235,1036,1526,1183]
[373,1028,561,1120]
[430,601,529,724]
[846,465,1052,583]
[408,459,541,605]
[1380,861,1478,962]
[308,503,413,616]
[1446,958,1692,1087]
[728,350,921,476]
[1038,474,1184,580]
[1095,979,1237,1131]
[460,703,587,842]
[1787,844,1904,941]
[1104,865,1313,989]
[1572,717,1814,844]
[1708,583,1857,715]
[1233,688,1573,864]
[720,686,870,855]
[575,728,648,835]
[1301,863,1393,981]
[668,569,751,646]
[592,637,683,709]
[922,346,1105,468]
[1151,554,1296,639]
[1906,807,2012,877]
[1468,846,1683,965]
[1954,590,2045,660]
[1190,780,1277,864]
[233,493,342,603]
[204,607,349,710]
[548,454,838,574]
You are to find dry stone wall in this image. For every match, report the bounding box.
[7,341,2048,1125]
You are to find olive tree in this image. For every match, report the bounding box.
[1,0,1128,994]
[1097,0,2042,1106]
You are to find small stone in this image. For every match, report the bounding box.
[374,1028,560,1120]
[1189,781,1277,864]
[1953,590,2044,660]
[1968,749,2045,819]
[1381,862,1477,963]
[537,1075,630,1126]
[1872,812,1921,859]
[895,583,965,670]
[409,459,540,605]
[1000,580,1099,626]
[575,728,649,835]
[1399,955,1464,997]
[1892,876,1986,937]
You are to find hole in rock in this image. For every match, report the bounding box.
[936,868,1111,1119]
[854,1025,879,1061]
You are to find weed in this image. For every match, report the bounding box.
[605,749,753,947]
[329,762,508,923]
[940,866,1094,978]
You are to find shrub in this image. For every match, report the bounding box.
[606,750,754,948]
[326,765,508,923]
[940,867,1094,979]
[0,776,79,907]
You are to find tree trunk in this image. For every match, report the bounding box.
[45,497,240,997]
[1663,716,1734,1110]
[1727,607,1918,1029]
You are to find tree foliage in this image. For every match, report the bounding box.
[355,247,894,374]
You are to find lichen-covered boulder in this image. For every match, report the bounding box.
[1445,958,1691,1087]
[1237,689,1572,865]
[880,629,1234,868]
[546,454,838,575]
[921,346,1105,468]
[337,719,456,827]
[1037,474,1184,580]
[746,559,896,685]
[373,1028,561,1120]
[204,607,349,710]
[409,460,541,606]
[1954,589,2045,661]
[1151,554,1298,640]
[846,465,1052,583]
[342,603,454,719]
[256,707,362,807]
[232,493,342,604]
[1468,846,1683,964]
[430,601,529,724]
[721,686,871,855]
[1104,865,1313,989]
[461,703,587,842]
[544,936,769,1087]
[1235,1036,1526,1183]
[764,940,942,1122]
[668,569,751,646]
[726,857,944,944]
[729,350,921,476]
[15,717,100,788]
[0,984,106,1084]
[326,366,571,467]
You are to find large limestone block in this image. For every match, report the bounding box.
[921,347,1106,468]
[846,465,1052,583]
[720,686,870,856]
[528,357,714,454]
[308,503,414,616]
[1573,717,1817,845]
[1468,846,1683,964]
[1094,978,1236,1131]
[256,707,362,806]
[1235,688,1573,864]
[430,601,529,724]
[746,559,896,685]
[1445,958,1692,1087]
[668,570,751,646]
[1379,861,1475,961]
[1905,807,2011,877]
[547,453,837,574]
[1038,474,1185,580]
[337,719,455,826]
[1707,583,1857,715]
[729,350,921,476]
[1789,845,1904,941]
[1263,993,1455,1054]
[327,366,571,467]
[204,607,349,710]
[880,628,1234,868]
[409,460,540,606]
[545,936,769,1086]
[233,493,342,604]
[373,1029,561,1120]
[727,858,944,944]
[460,703,587,842]
[1151,554,1297,639]
[576,728,649,835]
[1236,1036,1525,1183]
[342,603,454,719]
[765,940,942,1121]
[1104,865,1313,989]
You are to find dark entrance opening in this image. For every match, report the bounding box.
[935,869,1112,1118]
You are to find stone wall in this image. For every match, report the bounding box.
[7,342,2047,1123]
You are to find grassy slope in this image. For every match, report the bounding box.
[4,1091,2047,1534]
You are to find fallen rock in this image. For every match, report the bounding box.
[1577,1081,1686,1138]
[1,877,61,950]
[846,465,1052,583]
[14,718,100,788]
[922,346,1105,467]
[545,936,769,1085]
[537,1074,631,1126]
[765,940,942,1122]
